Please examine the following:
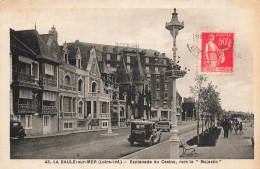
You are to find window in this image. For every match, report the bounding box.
[65,75,70,86]
[155,67,159,72]
[151,111,157,117]
[156,91,160,98]
[64,53,68,63]
[13,115,20,121]
[155,101,159,107]
[92,82,97,92]
[107,54,110,60]
[135,94,139,103]
[63,97,71,112]
[156,75,160,80]
[165,83,168,90]
[163,59,166,65]
[127,56,130,63]
[156,83,160,89]
[146,66,149,71]
[127,65,130,70]
[107,63,111,68]
[102,102,107,113]
[77,59,81,68]
[165,76,168,81]
[78,79,83,92]
[165,92,168,98]
[60,96,62,111]
[78,101,83,114]
[102,121,108,128]
[25,115,32,129]
[19,62,31,75]
[64,122,73,129]
[146,57,149,63]
[120,108,125,117]
[45,63,55,76]
[32,62,39,79]
[117,55,121,61]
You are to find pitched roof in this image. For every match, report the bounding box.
[98,60,111,74]
[10,28,61,63]
[10,29,37,57]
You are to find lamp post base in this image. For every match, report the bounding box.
[170,126,180,159]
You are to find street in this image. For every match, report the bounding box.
[11,121,197,159]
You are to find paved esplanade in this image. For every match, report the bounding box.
[122,126,254,159]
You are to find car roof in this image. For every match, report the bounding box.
[10,120,20,123]
[131,120,155,125]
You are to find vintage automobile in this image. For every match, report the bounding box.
[10,120,26,139]
[128,121,161,146]
[157,121,172,132]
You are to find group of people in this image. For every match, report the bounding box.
[220,118,243,138]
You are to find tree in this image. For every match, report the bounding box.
[190,74,207,144]
[200,82,222,128]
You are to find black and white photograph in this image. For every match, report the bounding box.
[0,0,259,169]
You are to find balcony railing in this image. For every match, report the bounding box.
[43,78,57,88]
[15,73,37,84]
[60,112,77,118]
[90,93,110,98]
[18,104,36,114]
[42,106,57,115]
[59,84,77,91]
[99,113,110,119]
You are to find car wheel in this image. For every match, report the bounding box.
[18,134,24,139]
[148,138,154,146]
[157,136,161,143]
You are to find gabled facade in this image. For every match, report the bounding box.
[10,27,60,136]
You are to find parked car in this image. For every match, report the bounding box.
[127,121,161,146]
[10,120,26,139]
[157,121,172,132]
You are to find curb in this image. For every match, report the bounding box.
[20,127,130,139]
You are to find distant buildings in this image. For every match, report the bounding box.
[10,26,184,136]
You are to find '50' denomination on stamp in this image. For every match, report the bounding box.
[201,32,234,73]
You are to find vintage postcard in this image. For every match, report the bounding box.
[0,0,259,169]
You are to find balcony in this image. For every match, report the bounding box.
[43,78,57,87]
[99,113,110,119]
[15,72,37,84]
[90,93,110,98]
[60,112,77,118]
[17,104,36,114]
[59,84,77,91]
[42,106,58,115]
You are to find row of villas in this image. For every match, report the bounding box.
[10,26,183,136]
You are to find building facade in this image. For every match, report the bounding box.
[10,26,183,136]
[10,27,60,136]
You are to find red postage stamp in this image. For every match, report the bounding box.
[201,32,234,73]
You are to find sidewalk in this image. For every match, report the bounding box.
[121,127,254,159]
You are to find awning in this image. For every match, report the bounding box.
[19,88,32,99]
[43,91,56,101]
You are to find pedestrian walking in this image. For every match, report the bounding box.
[222,119,229,138]
[239,122,243,134]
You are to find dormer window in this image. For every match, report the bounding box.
[117,55,121,61]
[92,82,97,93]
[78,79,83,92]
[64,53,68,63]
[107,54,110,60]
[77,58,81,68]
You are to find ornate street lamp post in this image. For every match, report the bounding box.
[165,8,186,158]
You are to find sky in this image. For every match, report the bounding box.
[5,7,254,113]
